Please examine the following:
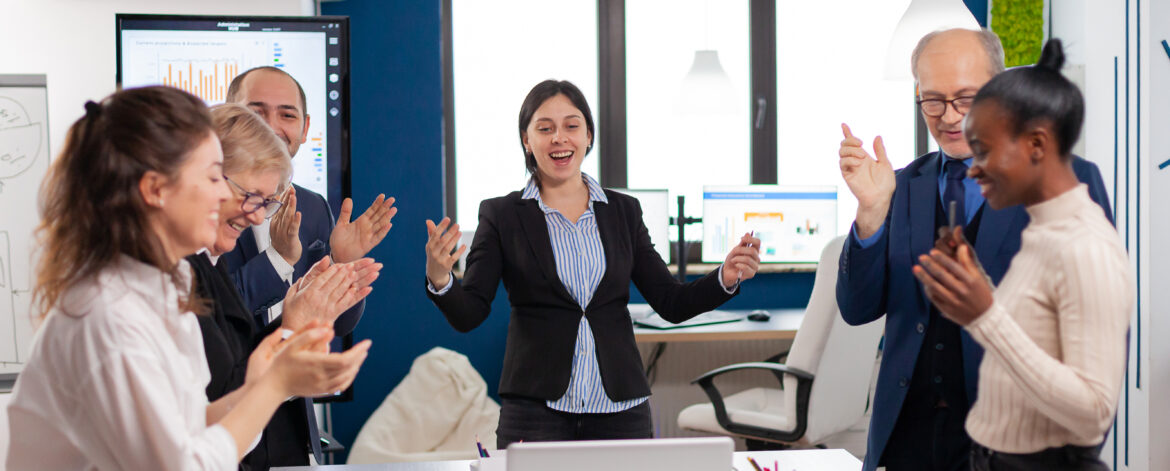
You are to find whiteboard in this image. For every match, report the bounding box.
[0,75,49,382]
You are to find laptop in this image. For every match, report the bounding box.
[505,437,734,471]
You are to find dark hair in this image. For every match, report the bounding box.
[226,66,309,117]
[517,80,595,186]
[971,38,1083,158]
[34,86,213,318]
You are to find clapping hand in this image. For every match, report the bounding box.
[249,321,372,398]
[720,232,762,288]
[282,257,378,332]
[912,242,994,326]
[424,218,468,289]
[330,194,398,263]
[270,187,302,266]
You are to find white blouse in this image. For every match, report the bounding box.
[7,256,238,470]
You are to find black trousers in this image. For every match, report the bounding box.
[495,396,653,449]
[880,404,970,471]
[970,443,1108,471]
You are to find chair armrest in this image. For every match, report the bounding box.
[689,361,814,443]
[691,362,814,385]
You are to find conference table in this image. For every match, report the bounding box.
[274,448,862,470]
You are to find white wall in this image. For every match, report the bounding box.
[1053,1,1169,470]
[0,0,306,463]
[0,0,308,155]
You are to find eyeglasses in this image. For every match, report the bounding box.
[224,175,283,219]
[916,96,976,118]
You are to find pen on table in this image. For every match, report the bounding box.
[746,455,764,471]
[475,436,490,458]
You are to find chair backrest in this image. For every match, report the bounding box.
[782,235,884,444]
[347,347,501,463]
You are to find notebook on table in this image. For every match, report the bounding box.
[505,437,734,471]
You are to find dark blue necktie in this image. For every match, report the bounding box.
[943,159,967,226]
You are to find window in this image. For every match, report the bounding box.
[775,0,917,235]
[450,0,600,231]
[444,0,930,240]
[625,0,751,240]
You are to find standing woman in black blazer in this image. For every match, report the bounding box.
[424,80,762,448]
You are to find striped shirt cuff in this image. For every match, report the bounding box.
[426,273,454,296]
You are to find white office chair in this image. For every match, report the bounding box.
[677,235,884,447]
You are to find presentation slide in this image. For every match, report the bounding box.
[118,17,345,208]
[702,186,837,263]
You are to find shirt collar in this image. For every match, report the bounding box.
[939,151,973,172]
[522,173,608,213]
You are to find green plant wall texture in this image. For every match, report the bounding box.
[990,0,1045,67]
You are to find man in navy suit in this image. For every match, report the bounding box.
[222,66,396,329]
[220,66,397,466]
[836,29,1112,471]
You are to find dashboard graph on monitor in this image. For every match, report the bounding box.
[702,185,837,263]
[117,15,347,215]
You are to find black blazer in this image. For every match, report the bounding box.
[189,253,310,470]
[427,189,737,402]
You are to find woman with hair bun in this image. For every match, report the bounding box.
[912,39,1131,471]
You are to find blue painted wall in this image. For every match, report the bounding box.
[965,0,989,27]
[322,0,817,461]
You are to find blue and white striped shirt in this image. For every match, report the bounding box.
[522,173,649,414]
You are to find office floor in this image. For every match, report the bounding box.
[636,339,877,460]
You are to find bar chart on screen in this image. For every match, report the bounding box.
[160,60,240,102]
[121,29,330,198]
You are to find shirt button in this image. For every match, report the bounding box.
[935,343,945,351]
[934,375,943,384]
[899,378,908,387]
[917,323,925,334]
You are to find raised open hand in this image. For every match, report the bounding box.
[424,218,467,289]
[839,123,896,238]
[330,195,397,263]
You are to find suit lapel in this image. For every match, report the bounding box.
[591,199,619,297]
[909,153,941,310]
[514,198,578,305]
[237,226,260,261]
[974,205,1022,263]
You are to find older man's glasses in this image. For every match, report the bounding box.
[917,96,975,118]
[224,175,283,219]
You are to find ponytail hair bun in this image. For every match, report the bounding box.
[970,38,1083,157]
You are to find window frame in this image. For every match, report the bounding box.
[440,0,925,220]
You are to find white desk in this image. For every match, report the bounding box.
[273,448,861,470]
[633,308,804,343]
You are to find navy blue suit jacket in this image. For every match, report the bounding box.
[221,183,364,336]
[836,152,1112,471]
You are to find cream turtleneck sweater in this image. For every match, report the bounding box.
[964,184,1133,453]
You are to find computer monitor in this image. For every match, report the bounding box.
[610,188,671,263]
[116,14,349,216]
[702,185,837,264]
[506,437,733,471]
